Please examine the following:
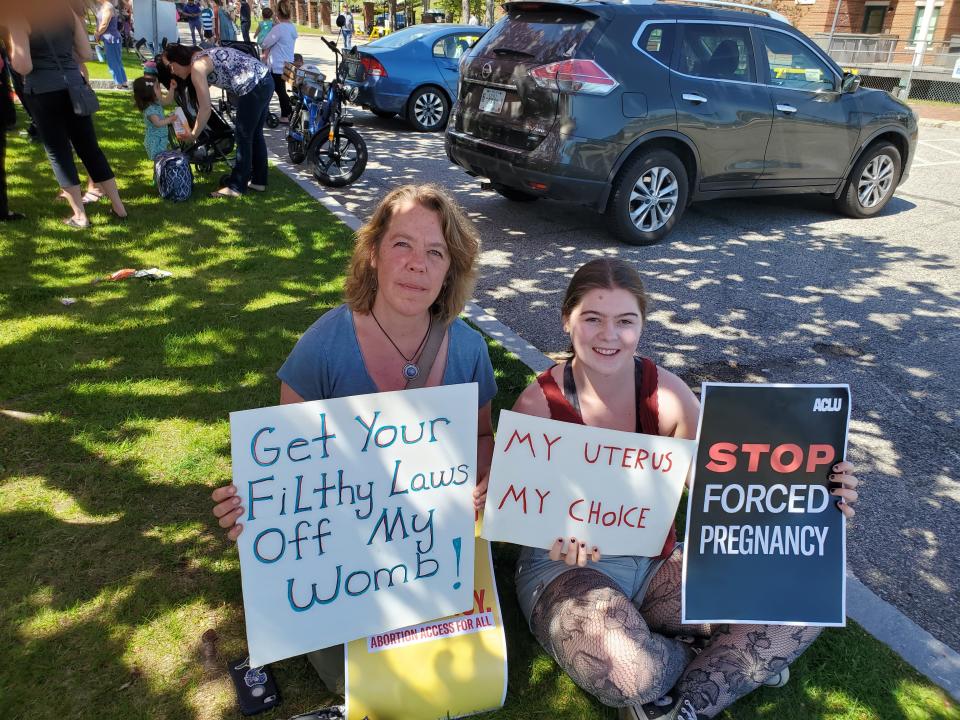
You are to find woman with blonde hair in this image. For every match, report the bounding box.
[210,183,497,693]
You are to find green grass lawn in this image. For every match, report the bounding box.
[85,49,147,82]
[2,93,958,720]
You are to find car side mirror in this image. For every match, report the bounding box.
[336,14,346,28]
[841,72,861,93]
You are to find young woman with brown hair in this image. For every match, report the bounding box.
[511,258,860,720]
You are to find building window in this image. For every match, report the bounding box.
[910,5,941,43]
[861,6,887,33]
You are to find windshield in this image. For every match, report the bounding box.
[366,26,433,48]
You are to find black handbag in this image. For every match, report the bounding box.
[44,35,99,117]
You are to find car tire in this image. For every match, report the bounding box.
[371,109,396,120]
[834,141,901,219]
[607,149,688,246]
[493,184,539,202]
[407,86,450,132]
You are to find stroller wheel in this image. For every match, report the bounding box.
[266,113,281,129]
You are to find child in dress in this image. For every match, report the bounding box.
[132,76,177,160]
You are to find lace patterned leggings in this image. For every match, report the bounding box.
[528,549,821,718]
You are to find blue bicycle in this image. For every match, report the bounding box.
[286,37,367,187]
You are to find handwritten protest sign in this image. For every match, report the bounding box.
[229,384,478,667]
[345,534,508,720]
[481,411,697,555]
[682,383,850,626]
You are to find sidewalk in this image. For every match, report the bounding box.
[910,101,960,128]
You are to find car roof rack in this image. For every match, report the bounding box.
[620,0,790,24]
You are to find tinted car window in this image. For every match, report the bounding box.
[472,9,596,63]
[433,33,481,59]
[677,23,755,82]
[761,29,836,92]
[637,23,675,66]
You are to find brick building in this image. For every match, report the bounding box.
[793,0,959,48]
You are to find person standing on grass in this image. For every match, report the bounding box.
[182,0,203,44]
[260,0,295,123]
[342,6,353,50]
[0,49,25,222]
[94,0,127,89]
[238,0,251,42]
[161,42,271,197]
[510,258,861,720]
[5,11,128,226]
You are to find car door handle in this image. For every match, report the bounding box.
[682,93,708,104]
[776,103,798,114]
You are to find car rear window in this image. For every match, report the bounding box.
[636,23,675,66]
[366,26,433,48]
[472,7,597,63]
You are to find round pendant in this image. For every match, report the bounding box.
[403,363,420,380]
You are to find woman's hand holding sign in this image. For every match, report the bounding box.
[830,460,859,518]
[548,537,602,567]
[212,484,244,541]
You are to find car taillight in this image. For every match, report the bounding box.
[361,56,388,78]
[529,59,617,95]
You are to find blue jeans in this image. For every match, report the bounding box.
[103,39,127,86]
[228,75,273,193]
[343,31,353,49]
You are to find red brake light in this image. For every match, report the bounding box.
[361,56,388,78]
[529,59,617,95]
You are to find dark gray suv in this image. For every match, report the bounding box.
[445,0,919,245]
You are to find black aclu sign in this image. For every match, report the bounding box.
[682,384,850,626]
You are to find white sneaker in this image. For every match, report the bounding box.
[762,666,790,688]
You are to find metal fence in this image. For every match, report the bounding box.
[812,32,960,103]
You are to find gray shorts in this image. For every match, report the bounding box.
[515,545,671,629]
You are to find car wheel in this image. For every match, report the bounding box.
[835,141,901,218]
[371,109,396,120]
[407,86,450,132]
[493,184,539,202]
[607,149,688,246]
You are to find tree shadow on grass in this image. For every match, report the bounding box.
[0,96,353,719]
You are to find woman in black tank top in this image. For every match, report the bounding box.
[511,258,861,720]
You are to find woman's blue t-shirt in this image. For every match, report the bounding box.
[277,304,497,405]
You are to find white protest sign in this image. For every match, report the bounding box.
[481,411,696,556]
[229,384,478,667]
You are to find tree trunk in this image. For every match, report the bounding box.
[461,0,469,23]
[485,0,493,25]
[388,0,396,30]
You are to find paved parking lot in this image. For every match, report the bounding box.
[266,42,960,654]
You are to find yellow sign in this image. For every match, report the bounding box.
[345,532,508,720]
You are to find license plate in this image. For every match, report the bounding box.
[479,87,505,114]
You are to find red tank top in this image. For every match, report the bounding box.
[535,357,677,559]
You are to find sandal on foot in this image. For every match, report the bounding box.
[210,188,241,198]
[82,190,105,204]
[64,217,89,229]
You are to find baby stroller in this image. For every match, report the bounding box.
[218,40,281,129]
